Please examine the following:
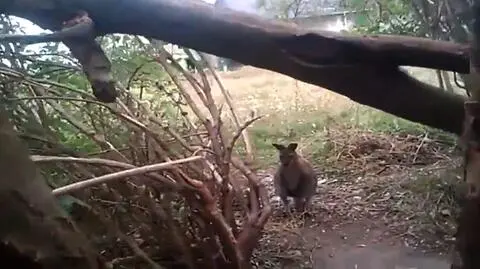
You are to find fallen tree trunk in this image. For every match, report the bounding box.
[0,0,469,134]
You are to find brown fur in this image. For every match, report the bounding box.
[272,143,317,213]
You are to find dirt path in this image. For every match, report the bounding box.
[310,222,450,269]
[314,242,449,269]
[252,165,459,269]
[258,216,451,269]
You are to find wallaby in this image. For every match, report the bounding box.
[272,143,317,213]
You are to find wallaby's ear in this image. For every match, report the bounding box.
[287,143,298,151]
[272,143,285,150]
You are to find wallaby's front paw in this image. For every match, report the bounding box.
[300,210,313,218]
[280,206,292,217]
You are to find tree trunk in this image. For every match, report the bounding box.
[0,107,105,269]
[453,3,480,269]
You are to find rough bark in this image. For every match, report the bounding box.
[455,101,480,269]
[0,0,470,134]
[453,3,480,269]
[0,107,104,269]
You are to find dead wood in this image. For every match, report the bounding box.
[0,0,469,134]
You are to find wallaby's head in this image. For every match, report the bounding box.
[272,143,298,166]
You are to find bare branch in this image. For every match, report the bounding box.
[31,155,179,187]
[227,116,263,158]
[8,96,111,107]
[52,155,204,196]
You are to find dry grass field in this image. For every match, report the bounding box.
[183,65,458,167]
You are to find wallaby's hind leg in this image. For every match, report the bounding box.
[274,171,291,215]
[279,188,291,215]
[304,195,313,212]
[294,196,313,215]
[281,196,290,213]
[293,197,306,213]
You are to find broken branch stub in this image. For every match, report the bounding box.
[61,10,117,103]
[0,9,119,103]
[67,40,117,103]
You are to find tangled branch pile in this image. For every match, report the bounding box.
[319,126,459,245]
[320,126,456,175]
[0,24,270,268]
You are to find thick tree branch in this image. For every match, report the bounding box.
[0,9,117,103]
[0,0,470,133]
[0,14,94,44]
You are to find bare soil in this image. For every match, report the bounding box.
[256,213,451,269]
[251,141,462,269]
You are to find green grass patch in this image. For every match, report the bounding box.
[247,104,456,169]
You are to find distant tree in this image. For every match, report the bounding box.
[256,0,345,19]
[345,0,473,42]
[345,0,473,92]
